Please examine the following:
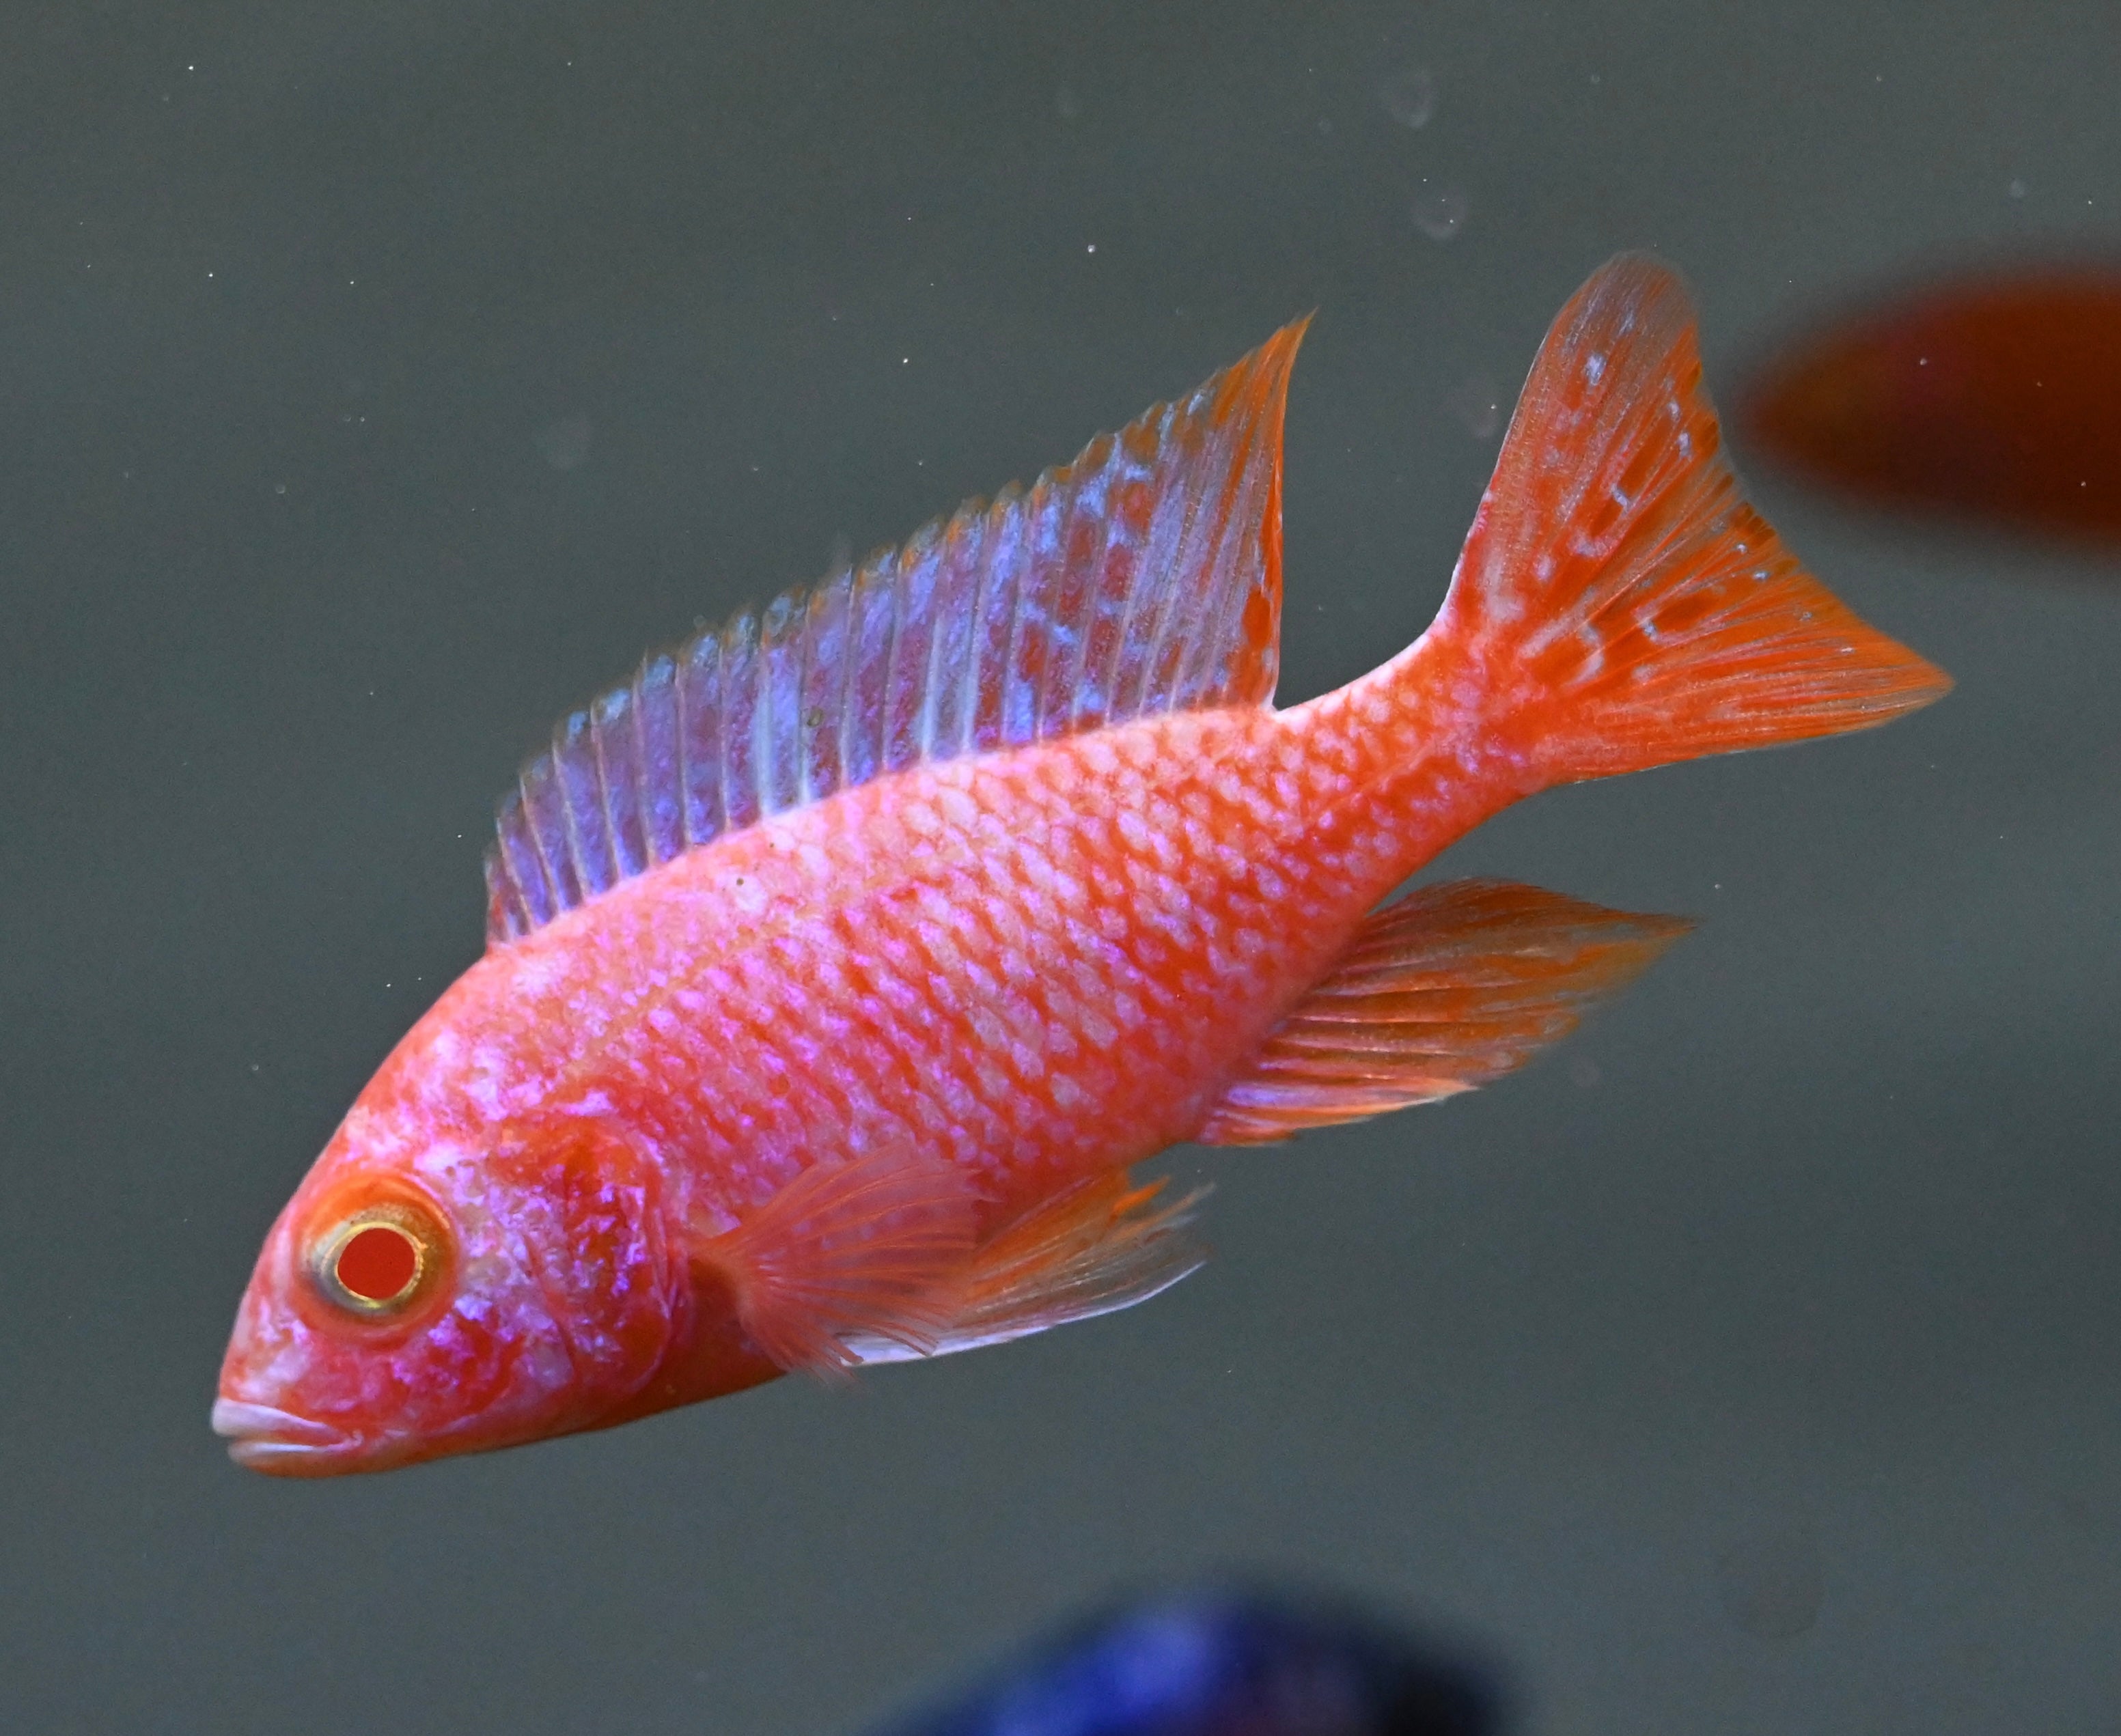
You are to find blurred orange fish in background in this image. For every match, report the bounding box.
[1741,265,2121,551]
[214,256,1950,1476]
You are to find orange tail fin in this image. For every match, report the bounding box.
[1429,255,1950,785]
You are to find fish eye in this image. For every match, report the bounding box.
[307,1201,444,1316]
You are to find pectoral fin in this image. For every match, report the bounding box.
[689,1151,980,1379]
[1196,879,1689,1145]
[843,1170,1209,1366]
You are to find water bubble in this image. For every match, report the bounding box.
[536,415,594,471]
[1380,66,1435,128]
[1715,1526,1824,1641]
[1450,372,1502,440]
[1412,184,1467,240]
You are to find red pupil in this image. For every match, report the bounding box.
[337,1225,417,1302]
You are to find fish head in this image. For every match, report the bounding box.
[214,1110,682,1475]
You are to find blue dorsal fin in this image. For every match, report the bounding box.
[484,319,1307,945]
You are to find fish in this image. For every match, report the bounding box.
[863,1585,1506,1736]
[1741,264,2121,551]
[214,255,1950,1475]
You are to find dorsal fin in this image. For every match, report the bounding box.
[484,321,1307,944]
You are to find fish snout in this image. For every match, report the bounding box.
[210,1396,354,1474]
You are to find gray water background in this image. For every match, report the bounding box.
[3,3,2117,1731]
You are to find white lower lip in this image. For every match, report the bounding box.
[211,1396,351,1465]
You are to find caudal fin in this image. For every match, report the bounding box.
[1430,255,1951,785]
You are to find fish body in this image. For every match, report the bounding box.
[866,1586,1504,1736]
[216,258,1949,1474]
[1743,265,2121,549]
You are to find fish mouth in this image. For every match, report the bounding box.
[211,1397,355,1473]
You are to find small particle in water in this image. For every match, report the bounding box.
[1086,243,1096,254]
[536,416,593,471]
[1568,1056,1601,1088]
[274,481,287,495]
[1379,65,1435,128]
[1055,85,1080,120]
[1412,184,1467,241]
[1450,372,1502,439]
[2008,178,2027,199]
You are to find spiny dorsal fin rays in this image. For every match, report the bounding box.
[484,318,1307,945]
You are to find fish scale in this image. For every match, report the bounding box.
[521,714,1329,1224]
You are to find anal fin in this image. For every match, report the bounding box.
[690,1151,980,1379]
[844,1170,1209,1366]
[1196,879,1688,1145]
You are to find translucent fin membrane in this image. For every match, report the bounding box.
[688,1151,980,1380]
[485,320,1306,944]
[1197,880,1687,1145]
[1434,254,1950,784]
[843,1170,1209,1366]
